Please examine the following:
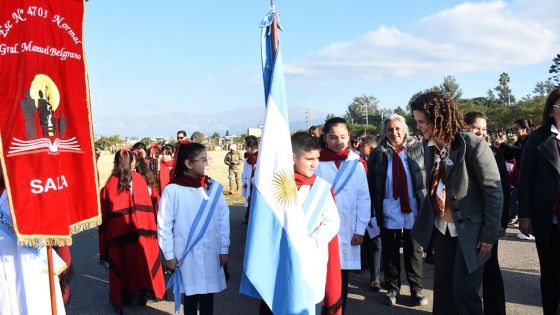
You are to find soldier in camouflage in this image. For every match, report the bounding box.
[224,143,243,194]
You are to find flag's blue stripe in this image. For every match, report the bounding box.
[240,188,315,315]
[261,25,274,103]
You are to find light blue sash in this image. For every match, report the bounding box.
[332,155,359,195]
[303,177,332,233]
[166,182,223,313]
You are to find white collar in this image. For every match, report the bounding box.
[551,124,560,140]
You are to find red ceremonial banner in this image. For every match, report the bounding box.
[0,0,100,246]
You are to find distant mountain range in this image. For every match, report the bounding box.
[92,106,332,137]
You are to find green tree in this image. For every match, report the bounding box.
[191,131,205,143]
[95,135,125,151]
[393,106,408,117]
[344,94,379,124]
[439,75,463,100]
[548,53,560,85]
[349,123,378,137]
[495,72,515,106]
[533,79,557,97]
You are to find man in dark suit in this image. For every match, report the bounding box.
[519,88,560,315]
[410,92,503,315]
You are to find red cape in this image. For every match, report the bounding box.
[99,172,165,310]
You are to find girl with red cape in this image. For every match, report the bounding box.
[99,150,165,313]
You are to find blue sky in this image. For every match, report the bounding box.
[84,0,560,136]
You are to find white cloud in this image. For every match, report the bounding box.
[286,1,559,82]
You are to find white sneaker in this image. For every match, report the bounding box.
[516,233,535,240]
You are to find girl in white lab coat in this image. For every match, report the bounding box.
[316,117,370,314]
[157,142,230,315]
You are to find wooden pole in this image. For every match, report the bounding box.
[271,14,279,56]
[47,246,57,315]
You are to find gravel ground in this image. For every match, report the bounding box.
[67,151,542,314]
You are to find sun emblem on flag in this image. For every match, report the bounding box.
[271,169,297,208]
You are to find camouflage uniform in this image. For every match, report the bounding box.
[224,148,243,193]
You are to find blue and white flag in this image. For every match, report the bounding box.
[239,4,318,315]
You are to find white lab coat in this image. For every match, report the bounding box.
[316,152,371,270]
[157,183,230,296]
[297,179,340,303]
[0,193,66,315]
[241,159,255,207]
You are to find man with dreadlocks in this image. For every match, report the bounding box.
[410,91,503,315]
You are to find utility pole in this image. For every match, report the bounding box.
[304,109,310,129]
[363,103,368,134]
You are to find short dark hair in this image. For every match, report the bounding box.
[132,142,146,151]
[308,125,319,134]
[361,135,377,146]
[177,130,187,138]
[463,112,487,125]
[513,118,535,132]
[245,135,259,149]
[291,132,320,157]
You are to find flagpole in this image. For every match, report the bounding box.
[47,246,58,315]
[270,0,279,55]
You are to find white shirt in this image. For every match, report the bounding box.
[241,159,256,207]
[158,183,230,295]
[383,145,418,230]
[316,151,371,270]
[296,179,340,303]
[428,140,458,237]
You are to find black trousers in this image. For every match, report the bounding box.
[183,293,214,315]
[536,226,560,315]
[341,270,349,315]
[433,230,484,315]
[381,228,424,293]
[482,240,506,315]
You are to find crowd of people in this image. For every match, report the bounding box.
[1,88,559,315]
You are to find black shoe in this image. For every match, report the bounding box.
[385,290,398,306]
[425,251,434,264]
[412,290,428,306]
[369,280,381,292]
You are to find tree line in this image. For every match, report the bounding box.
[335,53,560,136]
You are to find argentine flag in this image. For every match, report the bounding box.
[239,5,319,315]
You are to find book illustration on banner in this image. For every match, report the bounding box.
[7,73,82,157]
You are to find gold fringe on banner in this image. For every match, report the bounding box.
[70,215,101,235]
[15,214,101,247]
[17,235,73,247]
